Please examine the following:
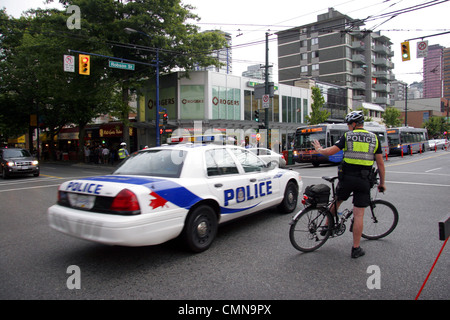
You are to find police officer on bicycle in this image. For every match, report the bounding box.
[312,111,386,258]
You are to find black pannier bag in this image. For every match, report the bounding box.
[304,184,331,207]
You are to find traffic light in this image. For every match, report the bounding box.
[254,110,259,122]
[163,113,168,125]
[401,41,410,62]
[79,54,90,75]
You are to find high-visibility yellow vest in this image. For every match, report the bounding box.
[343,129,378,167]
[118,148,127,159]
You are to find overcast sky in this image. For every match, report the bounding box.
[2,0,450,84]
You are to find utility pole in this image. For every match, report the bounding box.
[405,85,408,126]
[264,32,270,146]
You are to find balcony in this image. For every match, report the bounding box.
[352,81,366,90]
[351,41,365,51]
[352,54,366,64]
[374,96,388,105]
[373,84,391,92]
[373,71,389,79]
[352,67,366,77]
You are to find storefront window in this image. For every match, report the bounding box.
[180,85,205,120]
[212,86,241,120]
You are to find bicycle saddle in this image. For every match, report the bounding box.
[322,176,338,183]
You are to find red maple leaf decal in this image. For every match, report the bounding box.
[149,191,168,209]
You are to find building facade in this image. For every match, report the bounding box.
[443,47,450,100]
[276,8,395,110]
[135,71,311,150]
[423,44,444,98]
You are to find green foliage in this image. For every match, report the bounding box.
[422,116,449,138]
[382,107,402,127]
[305,86,330,125]
[0,1,227,150]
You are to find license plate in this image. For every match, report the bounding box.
[20,166,28,170]
[68,193,95,210]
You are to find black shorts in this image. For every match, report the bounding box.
[336,174,371,208]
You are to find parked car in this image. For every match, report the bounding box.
[428,139,448,150]
[249,147,286,168]
[0,148,40,179]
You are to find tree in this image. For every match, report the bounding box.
[382,107,402,127]
[1,1,227,158]
[305,86,330,125]
[423,116,449,138]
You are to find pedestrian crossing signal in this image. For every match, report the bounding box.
[79,54,90,75]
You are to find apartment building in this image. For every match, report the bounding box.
[276,8,395,117]
[423,44,444,98]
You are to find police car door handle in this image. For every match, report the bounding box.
[250,178,256,182]
[214,183,223,188]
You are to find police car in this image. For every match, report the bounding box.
[47,143,302,252]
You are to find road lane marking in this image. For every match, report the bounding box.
[0,184,61,193]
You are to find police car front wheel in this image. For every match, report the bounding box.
[278,181,299,213]
[182,205,218,253]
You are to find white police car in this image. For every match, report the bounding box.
[47,143,302,252]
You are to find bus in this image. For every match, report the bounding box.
[293,122,388,166]
[386,127,429,155]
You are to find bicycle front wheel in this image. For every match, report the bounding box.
[289,207,333,252]
[362,199,399,240]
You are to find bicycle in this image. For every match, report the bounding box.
[289,175,399,253]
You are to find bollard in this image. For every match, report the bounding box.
[401,146,403,158]
[435,144,437,152]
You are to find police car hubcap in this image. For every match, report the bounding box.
[197,221,208,238]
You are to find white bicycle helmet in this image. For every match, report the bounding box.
[344,111,364,124]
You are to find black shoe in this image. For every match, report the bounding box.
[351,246,365,258]
[320,226,329,236]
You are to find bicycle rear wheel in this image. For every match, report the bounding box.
[362,199,399,240]
[289,207,333,252]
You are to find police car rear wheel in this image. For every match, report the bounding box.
[278,181,298,213]
[183,205,218,253]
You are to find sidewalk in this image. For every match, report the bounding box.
[40,159,117,171]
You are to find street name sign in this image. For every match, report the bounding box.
[109,60,135,71]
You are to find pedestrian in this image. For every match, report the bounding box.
[84,145,90,163]
[117,142,129,162]
[312,111,386,259]
[102,146,110,164]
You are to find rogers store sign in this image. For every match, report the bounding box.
[212,96,240,106]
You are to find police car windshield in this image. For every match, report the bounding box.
[113,149,186,178]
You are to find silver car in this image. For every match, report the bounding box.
[249,147,287,168]
[0,148,40,178]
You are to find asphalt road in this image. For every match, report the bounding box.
[1,151,449,303]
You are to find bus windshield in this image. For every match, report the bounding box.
[295,126,326,149]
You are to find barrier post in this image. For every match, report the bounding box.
[401,145,403,158]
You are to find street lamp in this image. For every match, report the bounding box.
[124,27,161,146]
